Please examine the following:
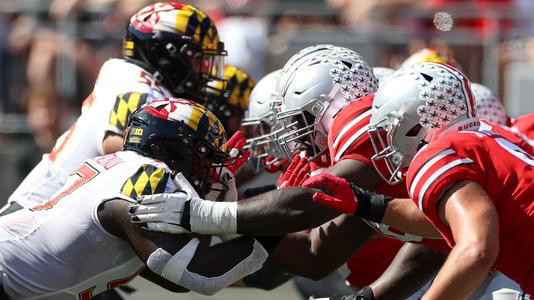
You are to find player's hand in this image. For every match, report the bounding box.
[225,130,251,175]
[302,173,358,214]
[129,191,194,234]
[277,152,310,188]
[206,167,238,202]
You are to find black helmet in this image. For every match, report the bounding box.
[123,2,227,99]
[124,98,229,197]
[204,65,256,135]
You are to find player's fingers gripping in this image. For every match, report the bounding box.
[277,154,302,187]
[227,130,246,151]
[131,212,170,223]
[145,222,190,234]
[290,157,310,187]
[128,202,164,215]
[136,191,189,205]
[303,173,358,214]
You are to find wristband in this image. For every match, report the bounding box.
[352,185,391,223]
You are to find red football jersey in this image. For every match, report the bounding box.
[512,112,534,141]
[406,122,534,294]
[328,94,408,198]
[328,94,449,287]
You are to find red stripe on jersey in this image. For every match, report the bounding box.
[408,148,473,212]
[328,94,374,164]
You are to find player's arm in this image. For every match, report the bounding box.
[382,198,442,239]
[422,180,499,299]
[369,243,446,299]
[266,214,374,280]
[102,133,124,155]
[130,158,381,236]
[101,92,150,155]
[98,199,276,296]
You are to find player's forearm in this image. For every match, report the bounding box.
[422,244,494,300]
[370,243,446,300]
[236,187,340,235]
[382,198,441,239]
[267,215,373,280]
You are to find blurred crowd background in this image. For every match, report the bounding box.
[1,0,534,198]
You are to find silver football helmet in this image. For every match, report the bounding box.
[471,83,510,126]
[373,67,395,86]
[241,70,283,173]
[368,62,477,184]
[274,44,378,162]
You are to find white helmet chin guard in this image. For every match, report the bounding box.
[274,44,378,162]
[368,62,478,184]
[241,70,283,173]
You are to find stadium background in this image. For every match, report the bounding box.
[0,0,533,298]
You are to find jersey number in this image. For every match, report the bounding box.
[31,163,100,211]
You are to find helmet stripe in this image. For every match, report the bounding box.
[432,62,476,118]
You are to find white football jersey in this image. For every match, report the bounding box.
[0,151,178,299]
[8,59,172,208]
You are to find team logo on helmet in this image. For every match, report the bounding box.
[144,99,226,150]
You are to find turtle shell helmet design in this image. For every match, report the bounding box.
[124,98,228,197]
[368,62,477,184]
[123,2,227,99]
[471,83,510,126]
[274,44,378,163]
[204,65,256,135]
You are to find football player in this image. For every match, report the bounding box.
[130,49,526,299]
[3,2,227,215]
[204,65,256,136]
[304,62,534,298]
[0,99,279,299]
[130,45,439,299]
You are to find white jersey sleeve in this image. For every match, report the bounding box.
[0,151,179,299]
[7,59,172,208]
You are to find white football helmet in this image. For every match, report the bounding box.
[471,83,510,126]
[241,70,283,173]
[368,62,477,184]
[274,44,378,162]
[373,67,395,86]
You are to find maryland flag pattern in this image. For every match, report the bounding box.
[208,65,256,110]
[121,164,170,199]
[109,92,149,134]
[128,2,221,51]
[146,99,227,151]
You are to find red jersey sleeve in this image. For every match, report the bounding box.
[406,138,484,234]
[512,112,534,141]
[328,94,374,167]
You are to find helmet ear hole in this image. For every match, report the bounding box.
[406,124,423,137]
[421,73,434,82]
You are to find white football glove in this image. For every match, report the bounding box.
[129,173,198,234]
[130,173,238,235]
